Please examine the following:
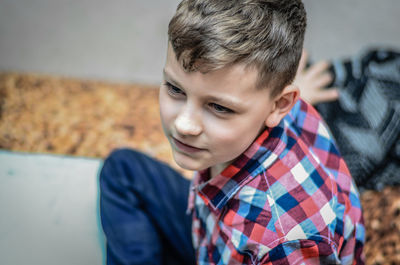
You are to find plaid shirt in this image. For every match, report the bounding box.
[187,99,365,264]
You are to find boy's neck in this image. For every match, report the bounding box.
[210,161,231,179]
[208,125,269,179]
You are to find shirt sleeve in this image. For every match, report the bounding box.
[259,239,341,265]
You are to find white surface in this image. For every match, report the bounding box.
[303,0,400,61]
[0,0,399,84]
[0,0,180,85]
[0,151,105,265]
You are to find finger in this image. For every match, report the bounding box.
[313,72,334,88]
[296,49,309,74]
[314,88,339,104]
[307,60,331,77]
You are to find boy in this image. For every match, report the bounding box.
[100,0,365,264]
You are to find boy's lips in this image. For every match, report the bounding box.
[172,137,205,153]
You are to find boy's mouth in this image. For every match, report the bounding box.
[172,137,205,153]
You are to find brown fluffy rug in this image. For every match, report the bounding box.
[1,72,399,264]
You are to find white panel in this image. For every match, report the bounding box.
[0,151,105,265]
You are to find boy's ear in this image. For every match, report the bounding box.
[265,84,299,128]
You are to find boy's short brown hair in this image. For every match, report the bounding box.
[168,0,307,96]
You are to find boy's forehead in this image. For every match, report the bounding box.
[164,43,261,92]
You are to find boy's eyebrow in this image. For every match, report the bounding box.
[163,69,184,90]
[163,69,244,109]
[205,95,244,110]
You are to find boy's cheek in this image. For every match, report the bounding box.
[159,106,174,127]
[159,100,180,136]
[159,93,173,121]
[159,109,172,136]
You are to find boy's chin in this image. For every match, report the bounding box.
[172,151,210,172]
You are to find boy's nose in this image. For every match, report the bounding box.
[174,108,202,136]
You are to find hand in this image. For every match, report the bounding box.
[294,50,339,105]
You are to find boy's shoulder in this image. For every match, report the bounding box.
[274,99,351,182]
[222,99,361,251]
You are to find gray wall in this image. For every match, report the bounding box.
[0,0,399,85]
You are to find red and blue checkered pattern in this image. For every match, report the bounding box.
[188,99,365,264]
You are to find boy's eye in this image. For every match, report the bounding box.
[165,82,185,97]
[208,103,234,114]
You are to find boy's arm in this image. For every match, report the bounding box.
[259,239,340,265]
[258,235,364,265]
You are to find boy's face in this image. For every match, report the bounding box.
[159,44,278,175]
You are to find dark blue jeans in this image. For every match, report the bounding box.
[99,148,196,265]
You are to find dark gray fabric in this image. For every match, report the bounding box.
[316,48,400,191]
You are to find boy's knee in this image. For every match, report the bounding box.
[101,148,160,183]
[100,148,170,198]
[107,148,142,161]
[104,148,151,169]
[101,148,144,181]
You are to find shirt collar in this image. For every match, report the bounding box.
[190,121,287,214]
